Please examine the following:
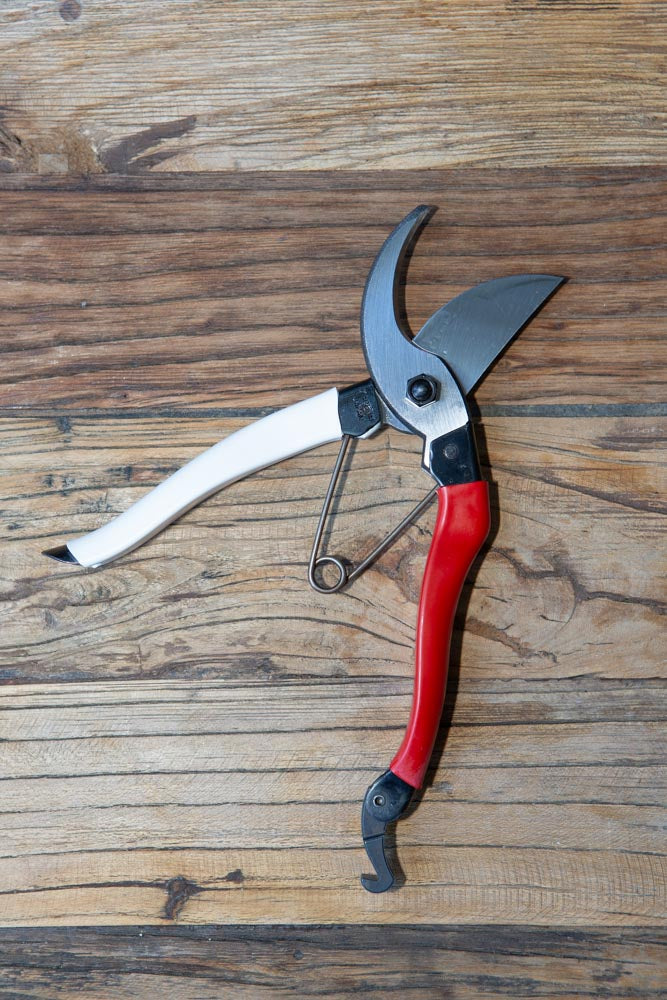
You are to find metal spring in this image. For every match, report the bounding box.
[308,434,437,594]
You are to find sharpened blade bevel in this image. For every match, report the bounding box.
[413,274,565,394]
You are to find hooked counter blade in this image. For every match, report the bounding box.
[360,206,468,443]
[413,274,565,395]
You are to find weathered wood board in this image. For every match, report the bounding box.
[1,677,665,923]
[1,410,665,922]
[0,1,664,173]
[0,926,664,999]
[0,170,665,411]
[1,414,664,684]
[1,0,665,985]
[0,173,665,930]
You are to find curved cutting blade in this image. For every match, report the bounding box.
[413,274,565,394]
[360,206,468,446]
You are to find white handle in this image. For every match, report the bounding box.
[63,389,342,567]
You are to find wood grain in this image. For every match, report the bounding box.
[0,170,664,940]
[1,0,664,984]
[0,672,664,925]
[0,169,665,411]
[1,415,664,682]
[0,2,664,173]
[0,926,664,999]
[0,412,664,923]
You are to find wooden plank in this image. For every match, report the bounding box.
[0,173,663,932]
[0,926,663,999]
[0,170,664,410]
[1,415,663,683]
[0,418,664,926]
[0,2,664,173]
[0,752,665,926]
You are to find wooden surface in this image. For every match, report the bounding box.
[0,926,664,999]
[2,1,665,992]
[0,1,664,174]
[0,171,664,944]
[1,169,665,412]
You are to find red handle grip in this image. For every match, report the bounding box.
[390,480,490,788]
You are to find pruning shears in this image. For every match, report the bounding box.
[45,206,564,892]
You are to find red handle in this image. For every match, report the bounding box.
[390,481,490,788]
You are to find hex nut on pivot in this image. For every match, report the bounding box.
[407,374,439,406]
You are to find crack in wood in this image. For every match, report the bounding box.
[100,117,198,174]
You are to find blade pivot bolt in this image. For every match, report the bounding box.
[407,374,439,406]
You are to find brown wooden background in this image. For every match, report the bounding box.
[0,2,665,998]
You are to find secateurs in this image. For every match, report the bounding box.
[45,206,563,892]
